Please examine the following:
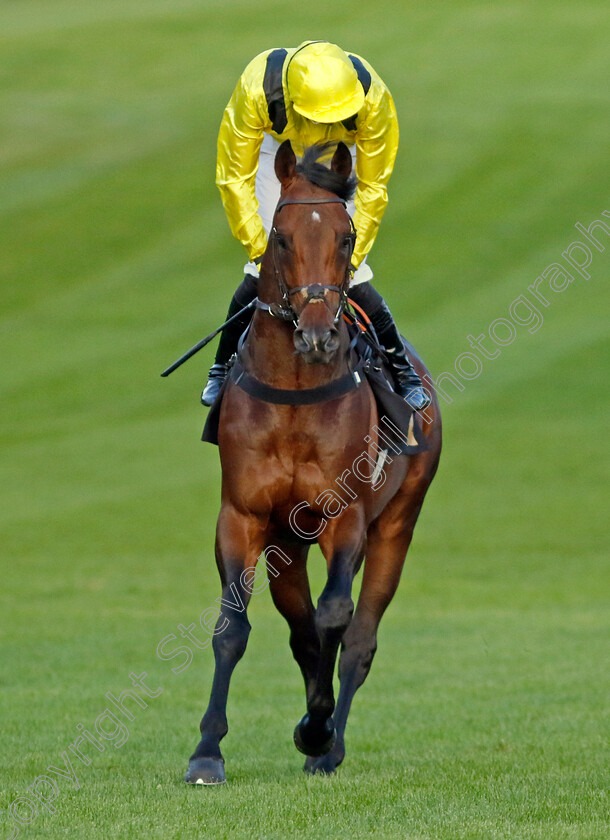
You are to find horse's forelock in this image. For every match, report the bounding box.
[295,143,357,202]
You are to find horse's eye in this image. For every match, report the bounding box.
[275,234,289,250]
[340,235,354,253]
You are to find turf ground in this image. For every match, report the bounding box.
[1,1,608,838]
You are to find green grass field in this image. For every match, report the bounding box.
[1,1,608,838]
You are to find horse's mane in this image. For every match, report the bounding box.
[295,143,357,202]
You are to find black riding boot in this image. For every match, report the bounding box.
[348,281,431,411]
[201,274,258,406]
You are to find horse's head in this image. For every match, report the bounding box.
[268,141,356,364]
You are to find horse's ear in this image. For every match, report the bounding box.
[330,142,352,180]
[275,140,297,185]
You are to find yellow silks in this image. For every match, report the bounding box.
[215,43,399,268]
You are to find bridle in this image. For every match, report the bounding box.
[258,196,357,325]
[227,195,368,405]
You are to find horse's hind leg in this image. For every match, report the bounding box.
[304,455,437,774]
[185,504,265,785]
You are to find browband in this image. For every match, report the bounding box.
[276,197,347,212]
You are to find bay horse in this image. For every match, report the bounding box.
[185,140,442,783]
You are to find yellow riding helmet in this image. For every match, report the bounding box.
[286,41,365,123]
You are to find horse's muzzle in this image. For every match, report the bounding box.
[293,326,340,363]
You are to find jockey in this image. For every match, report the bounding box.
[202,40,430,411]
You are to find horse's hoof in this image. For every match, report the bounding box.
[293,714,336,757]
[184,757,226,785]
[303,748,344,775]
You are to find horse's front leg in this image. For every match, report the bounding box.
[185,503,265,784]
[293,508,365,758]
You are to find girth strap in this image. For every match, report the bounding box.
[230,358,364,405]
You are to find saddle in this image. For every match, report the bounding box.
[202,319,428,456]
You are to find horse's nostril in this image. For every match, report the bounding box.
[324,328,340,351]
[318,329,340,354]
[293,329,312,352]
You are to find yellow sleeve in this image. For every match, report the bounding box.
[351,87,399,268]
[215,64,269,262]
